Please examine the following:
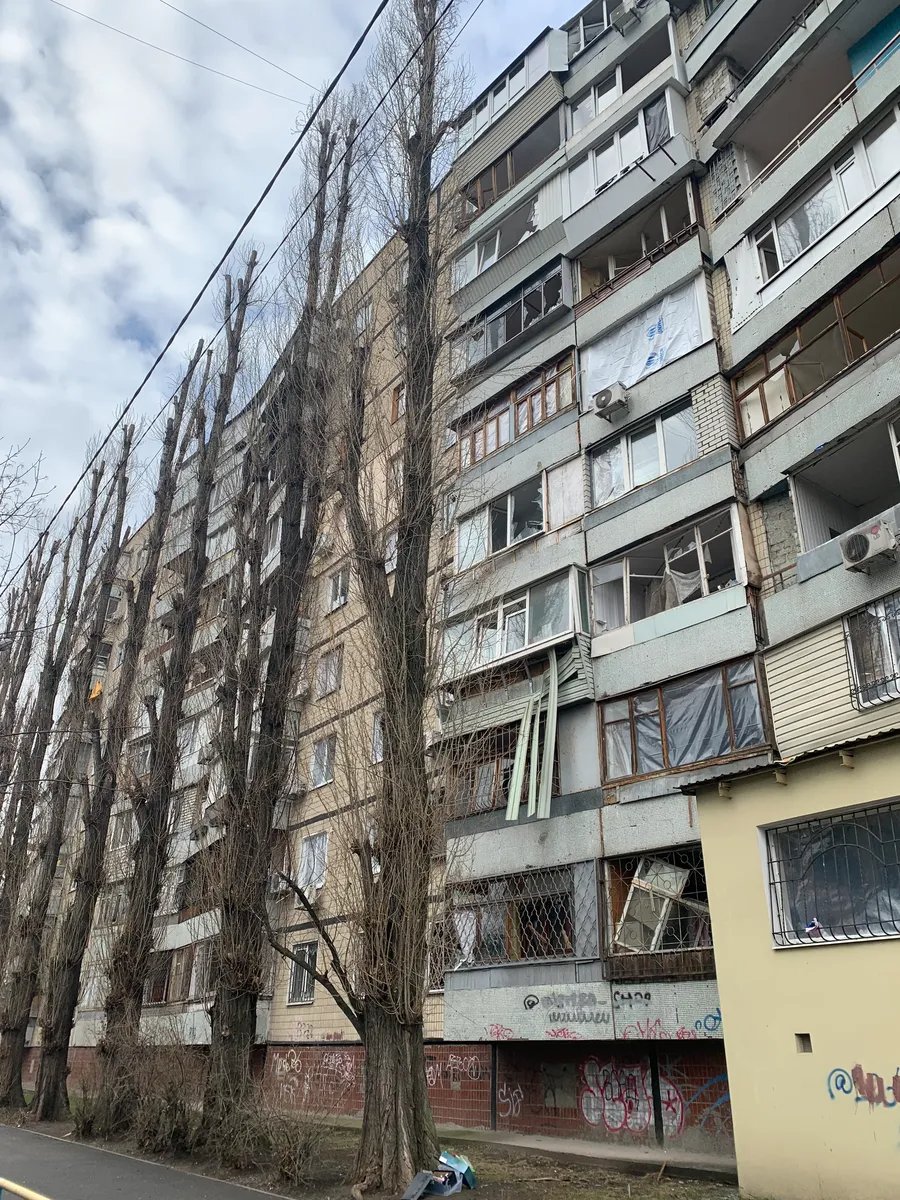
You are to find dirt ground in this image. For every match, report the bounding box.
[0,1111,737,1200]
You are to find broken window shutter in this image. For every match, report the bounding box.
[527,674,545,818]
[537,648,559,820]
[505,694,537,822]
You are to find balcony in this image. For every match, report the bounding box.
[564,132,698,257]
[710,15,900,255]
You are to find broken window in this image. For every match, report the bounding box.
[94,641,112,671]
[492,477,544,552]
[602,659,765,781]
[568,1,609,57]
[371,711,384,764]
[845,589,900,708]
[460,111,560,216]
[605,848,713,978]
[144,951,172,1005]
[590,402,698,508]
[546,459,585,529]
[287,941,317,1004]
[448,724,559,818]
[327,566,349,612]
[450,263,565,375]
[457,58,530,150]
[453,867,575,966]
[767,802,900,945]
[168,945,195,1002]
[475,199,539,274]
[591,509,738,633]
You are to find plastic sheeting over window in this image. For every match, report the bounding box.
[581,279,705,397]
[602,660,765,781]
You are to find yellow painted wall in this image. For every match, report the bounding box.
[699,738,900,1200]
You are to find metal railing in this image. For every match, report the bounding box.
[715,27,900,224]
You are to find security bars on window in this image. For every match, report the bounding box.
[766,802,900,945]
[452,866,577,966]
[844,591,900,709]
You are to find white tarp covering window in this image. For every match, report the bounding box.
[546,459,584,528]
[297,832,328,892]
[581,279,704,397]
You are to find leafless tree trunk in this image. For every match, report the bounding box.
[204,106,356,1122]
[97,308,240,1130]
[33,386,192,1119]
[0,469,112,978]
[331,3,461,1190]
[0,439,46,590]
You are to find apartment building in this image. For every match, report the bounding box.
[685,1,900,1197]
[439,0,900,1165]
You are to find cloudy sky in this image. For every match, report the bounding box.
[0,0,577,514]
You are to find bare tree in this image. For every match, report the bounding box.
[0,439,46,589]
[97,276,250,1130]
[203,103,357,1122]
[32,383,196,1118]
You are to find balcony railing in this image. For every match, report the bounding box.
[574,222,699,320]
[715,26,900,224]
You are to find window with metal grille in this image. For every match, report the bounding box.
[766,802,900,945]
[287,941,317,1004]
[605,847,713,980]
[452,867,575,965]
[447,723,560,818]
[844,590,900,708]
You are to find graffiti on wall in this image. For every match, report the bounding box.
[498,1082,524,1118]
[270,1046,357,1107]
[828,1065,900,1110]
[425,1052,484,1090]
[578,1057,684,1137]
[621,1018,702,1041]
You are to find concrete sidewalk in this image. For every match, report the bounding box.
[329,1116,738,1184]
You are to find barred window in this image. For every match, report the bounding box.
[287,941,318,1004]
[766,803,900,946]
[448,723,560,818]
[452,867,575,965]
[845,591,900,708]
[605,847,713,980]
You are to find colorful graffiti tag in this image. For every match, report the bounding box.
[578,1058,684,1137]
[828,1065,900,1109]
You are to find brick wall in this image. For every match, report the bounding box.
[690,375,739,454]
[496,1040,732,1156]
[762,492,801,574]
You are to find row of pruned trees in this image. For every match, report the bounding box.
[0,1,469,1192]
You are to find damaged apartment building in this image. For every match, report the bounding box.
[47,0,900,1183]
[438,0,900,1168]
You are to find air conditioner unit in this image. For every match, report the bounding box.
[268,873,291,897]
[611,0,641,34]
[840,518,898,572]
[593,382,629,420]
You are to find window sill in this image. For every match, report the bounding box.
[772,928,900,950]
[605,744,768,787]
[442,628,577,684]
[285,998,315,1007]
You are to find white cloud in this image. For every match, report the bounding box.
[0,0,577,510]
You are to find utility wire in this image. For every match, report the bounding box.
[48,0,308,104]
[2,0,393,605]
[156,0,316,90]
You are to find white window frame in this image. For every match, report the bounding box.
[844,590,900,709]
[310,734,336,788]
[296,831,329,895]
[458,57,529,151]
[613,857,691,952]
[287,941,317,1005]
[94,641,112,671]
[456,460,585,571]
[590,507,743,634]
[316,646,343,698]
[570,69,621,135]
[328,566,350,612]
[590,402,698,508]
[571,1,610,56]
[754,109,900,283]
[355,298,373,337]
[371,712,384,764]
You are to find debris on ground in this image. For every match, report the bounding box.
[402,1150,478,1196]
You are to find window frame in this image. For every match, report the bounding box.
[310,734,336,788]
[457,57,529,150]
[601,659,766,783]
[844,588,900,709]
[765,801,900,947]
[296,831,329,895]
[733,244,900,437]
[391,381,407,422]
[569,1,610,58]
[460,110,561,217]
[287,940,318,1004]
[327,566,350,612]
[452,866,576,967]
[589,401,699,508]
[371,711,384,764]
[590,507,742,634]
[457,356,575,472]
[450,263,565,376]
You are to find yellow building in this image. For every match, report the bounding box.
[696,600,900,1200]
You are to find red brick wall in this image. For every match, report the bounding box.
[424,1043,492,1128]
[496,1041,733,1155]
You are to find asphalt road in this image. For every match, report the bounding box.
[0,1124,288,1199]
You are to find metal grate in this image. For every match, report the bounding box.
[766,802,900,946]
[605,847,714,981]
[844,592,900,709]
[452,866,585,967]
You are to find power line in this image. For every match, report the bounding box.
[157,0,316,91]
[48,0,308,105]
[2,0,393,603]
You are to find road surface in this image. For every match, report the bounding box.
[0,1124,287,1199]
